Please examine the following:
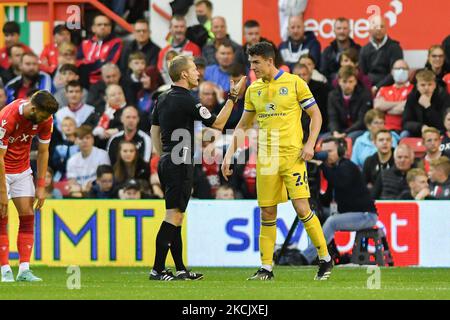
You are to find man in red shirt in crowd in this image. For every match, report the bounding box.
[0,90,58,282]
[374,59,413,133]
[0,21,33,70]
[39,24,71,75]
[78,15,123,85]
[157,15,201,75]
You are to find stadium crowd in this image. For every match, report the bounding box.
[0,0,449,202]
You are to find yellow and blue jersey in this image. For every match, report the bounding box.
[244,70,317,157]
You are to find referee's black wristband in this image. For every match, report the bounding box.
[227,93,238,104]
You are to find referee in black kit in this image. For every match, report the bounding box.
[149,55,246,281]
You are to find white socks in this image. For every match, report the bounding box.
[19,262,29,273]
[262,264,273,272]
[319,254,332,262]
[1,264,12,274]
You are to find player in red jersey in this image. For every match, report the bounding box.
[0,91,58,282]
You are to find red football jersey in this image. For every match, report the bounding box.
[0,99,53,174]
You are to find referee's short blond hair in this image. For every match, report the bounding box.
[169,55,193,82]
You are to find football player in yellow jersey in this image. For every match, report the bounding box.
[222,42,332,280]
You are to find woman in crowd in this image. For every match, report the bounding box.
[424,45,449,89]
[113,141,150,193]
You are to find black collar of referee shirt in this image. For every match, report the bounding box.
[171,85,191,93]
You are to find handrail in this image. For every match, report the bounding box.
[3,0,133,45]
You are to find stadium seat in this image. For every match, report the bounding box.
[399,137,427,158]
[53,180,70,197]
[351,227,393,266]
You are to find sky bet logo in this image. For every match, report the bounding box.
[225,207,304,252]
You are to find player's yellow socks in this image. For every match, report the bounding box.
[260,219,277,267]
[300,211,329,259]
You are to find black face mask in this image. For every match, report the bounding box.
[197,14,208,25]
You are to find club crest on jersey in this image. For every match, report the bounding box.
[265,103,276,112]
[279,87,288,95]
[257,90,262,97]
[0,127,5,139]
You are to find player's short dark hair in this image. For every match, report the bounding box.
[65,80,83,91]
[60,63,79,75]
[128,51,146,64]
[374,128,392,141]
[195,0,213,11]
[247,41,275,60]
[169,55,192,82]
[53,24,69,35]
[244,20,260,29]
[30,90,59,114]
[228,63,246,77]
[75,125,94,139]
[6,44,24,57]
[2,21,20,35]
[96,165,114,178]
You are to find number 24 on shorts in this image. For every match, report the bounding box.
[293,172,308,186]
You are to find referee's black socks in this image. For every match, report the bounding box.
[153,221,177,273]
[170,226,186,272]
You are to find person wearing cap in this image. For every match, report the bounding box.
[39,24,71,75]
[0,21,33,70]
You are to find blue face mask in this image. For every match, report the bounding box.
[392,69,409,83]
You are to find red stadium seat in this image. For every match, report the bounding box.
[53,180,70,197]
[399,137,427,158]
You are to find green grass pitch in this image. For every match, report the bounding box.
[1,266,449,300]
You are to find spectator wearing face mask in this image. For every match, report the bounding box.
[195,0,214,39]
[374,59,413,135]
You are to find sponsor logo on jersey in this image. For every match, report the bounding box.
[265,103,276,112]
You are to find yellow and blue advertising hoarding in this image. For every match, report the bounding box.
[7,200,185,266]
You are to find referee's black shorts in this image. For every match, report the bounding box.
[158,153,194,213]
